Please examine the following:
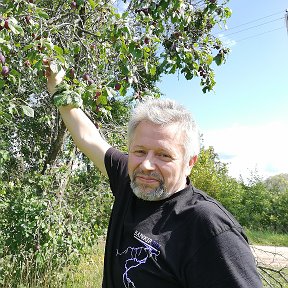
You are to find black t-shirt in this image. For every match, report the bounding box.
[103,148,262,288]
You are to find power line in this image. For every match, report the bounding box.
[234,26,285,43]
[222,16,285,37]
[224,11,284,32]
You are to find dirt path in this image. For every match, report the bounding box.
[251,245,288,268]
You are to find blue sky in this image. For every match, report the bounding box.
[158,0,288,180]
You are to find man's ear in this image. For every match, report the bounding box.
[185,155,198,176]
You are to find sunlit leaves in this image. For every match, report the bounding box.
[21,105,34,117]
[35,7,49,20]
[1,0,232,123]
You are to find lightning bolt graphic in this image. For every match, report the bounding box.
[116,244,160,288]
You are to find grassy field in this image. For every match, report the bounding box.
[64,239,105,288]
[245,228,288,246]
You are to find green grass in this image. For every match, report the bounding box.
[245,228,288,246]
[64,239,105,288]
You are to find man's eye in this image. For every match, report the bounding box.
[158,153,171,159]
[134,150,145,156]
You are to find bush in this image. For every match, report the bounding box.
[191,146,244,217]
[0,168,113,286]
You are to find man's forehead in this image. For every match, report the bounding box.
[131,126,185,154]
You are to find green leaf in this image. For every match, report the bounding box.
[56,54,66,64]
[98,95,108,105]
[0,80,5,90]
[8,22,19,35]
[88,0,96,9]
[149,65,157,76]
[206,54,213,65]
[128,42,136,53]
[21,105,34,118]
[34,60,42,71]
[73,44,81,54]
[35,8,49,19]
[160,0,169,10]
[14,24,24,37]
[23,44,34,51]
[120,64,130,75]
[76,0,84,6]
[202,86,209,93]
[213,53,223,66]
[184,71,193,80]
[54,45,63,55]
[131,48,142,59]
[224,8,232,18]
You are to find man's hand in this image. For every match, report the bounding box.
[45,60,66,95]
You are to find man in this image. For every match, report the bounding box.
[47,68,263,287]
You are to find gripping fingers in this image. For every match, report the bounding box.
[45,59,66,94]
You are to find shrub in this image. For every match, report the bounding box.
[0,168,113,286]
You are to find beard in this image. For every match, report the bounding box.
[130,170,172,201]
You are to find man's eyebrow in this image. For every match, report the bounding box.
[132,145,145,149]
[131,144,175,153]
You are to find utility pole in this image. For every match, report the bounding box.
[286,9,288,35]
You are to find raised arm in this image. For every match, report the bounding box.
[46,64,111,175]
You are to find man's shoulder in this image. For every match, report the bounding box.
[105,147,128,161]
[182,186,243,233]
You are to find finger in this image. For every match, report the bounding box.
[45,68,51,78]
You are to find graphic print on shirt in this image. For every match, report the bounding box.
[116,230,161,288]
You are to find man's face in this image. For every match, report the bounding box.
[128,121,194,201]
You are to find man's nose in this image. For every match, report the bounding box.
[140,153,155,171]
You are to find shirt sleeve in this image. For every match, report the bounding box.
[104,147,129,197]
[184,227,263,288]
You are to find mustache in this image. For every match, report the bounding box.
[132,170,164,182]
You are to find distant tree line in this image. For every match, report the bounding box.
[191,147,288,234]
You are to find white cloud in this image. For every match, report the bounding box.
[202,121,288,181]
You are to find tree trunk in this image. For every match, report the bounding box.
[41,120,67,175]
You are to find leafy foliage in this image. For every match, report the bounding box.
[191,147,288,234]
[264,173,288,194]
[0,168,113,286]
[1,0,232,116]
[191,146,244,217]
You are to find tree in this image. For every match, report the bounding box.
[190,146,244,217]
[1,0,232,175]
[1,0,232,176]
[264,173,288,194]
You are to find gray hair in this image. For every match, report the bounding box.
[127,98,200,161]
